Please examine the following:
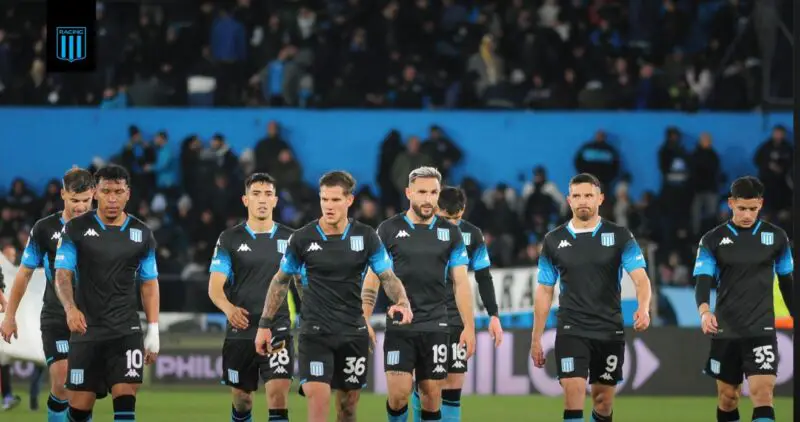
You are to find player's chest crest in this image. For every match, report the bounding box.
[555,234,618,265]
[304,238,367,269]
[391,229,451,260]
[716,235,775,266]
[81,230,142,262]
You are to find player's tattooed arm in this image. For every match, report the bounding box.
[54,269,77,311]
[361,269,380,318]
[377,270,410,308]
[260,270,292,320]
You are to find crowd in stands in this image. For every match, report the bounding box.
[0,0,791,110]
[0,122,793,289]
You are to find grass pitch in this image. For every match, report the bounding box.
[4,390,794,421]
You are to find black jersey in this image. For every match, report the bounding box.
[279,219,391,335]
[54,211,158,342]
[693,220,793,338]
[538,219,646,340]
[377,214,469,332]
[445,219,491,327]
[209,222,294,339]
[21,212,68,330]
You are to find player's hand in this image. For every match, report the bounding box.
[367,325,377,353]
[254,328,273,356]
[701,311,718,335]
[225,306,250,330]
[488,315,504,347]
[66,308,87,334]
[387,302,413,325]
[459,327,476,359]
[0,317,17,343]
[144,323,160,365]
[531,338,546,368]
[633,308,650,332]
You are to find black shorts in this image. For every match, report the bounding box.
[42,325,71,367]
[704,335,779,385]
[298,333,369,392]
[447,326,468,374]
[554,334,625,385]
[384,330,450,381]
[66,334,144,393]
[221,336,294,393]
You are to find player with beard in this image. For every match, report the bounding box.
[208,173,295,422]
[531,173,652,422]
[255,171,413,422]
[54,165,161,422]
[362,167,477,422]
[1,168,96,422]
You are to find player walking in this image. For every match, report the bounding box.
[408,186,503,422]
[693,176,793,422]
[362,167,477,422]
[208,173,295,422]
[255,171,412,422]
[54,165,161,422]
[1,168,95,422]
[531,173,652,422]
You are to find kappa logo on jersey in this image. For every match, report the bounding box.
[237,243,251,252]
[462,232,471,245]
[720,237,734,245]
[273,366,288,375]
[761,232,774,246]
[310,361,324,377]
[452,360,465,369]
[51,231,61,240]
[350,235,364,252]
[70,369,84,385]
[277,239,288,254]
[557,240,571,249]
[437,228,450,242]
[55,340,69,354]
[433,365,447,374]
[125,369,140,378]
[760,362,773,370]
[130,228,143,243]
[84,228,99,237]
[601,232,615,247]
[599,373,613,381]
[307,242,322,252]
[396,230,410,238]
[345,375,359,383]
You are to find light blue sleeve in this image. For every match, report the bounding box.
[54,228,77,272]
[138,248,159,281]
[448,240,469,268]
[21,230,43,269]
[279,235,303,275]
[537,254,558,287]
[621,238,647,273]
[775,244,794,276]
[209,240,233,278]
[369,243,393,275]
[469,244,491,271]
[692,243,718,277]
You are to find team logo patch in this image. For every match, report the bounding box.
[55,340,69,354]
[277,239,288,254]
[437,228,450,242]
[386,351,400,366]
[709,359,721,375]
[56,27,87,62]
[350,236,364,252]
[70,369,84,385]
[310,361,324,377]
[130,228,143,243]
[462,232,471,246]
[560,357,575,373]
[601,232,615,247]
[227,369,239,384]
[761,232,774,246]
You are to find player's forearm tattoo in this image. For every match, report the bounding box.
[378,270,409,307]
[361,286,378,308]
[54,269,77,311]
[261,270,292,319]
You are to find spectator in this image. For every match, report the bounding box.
[658,126,692,244]
[5,179,37,217]
[391,136,434,205]
[211,7,247,105]
[690,132,722,236]
[467,34,506,100]
[254,121,292,173]
[148,131,180,198]
[573,130,620,190]
[754,125,793,214]
[120,125,156,204]
[377,130,405,213]
[420,125,462,182]
[271,149,303,191]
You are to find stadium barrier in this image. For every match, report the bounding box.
[9,329,790,397]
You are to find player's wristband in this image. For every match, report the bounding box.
[258,317,274,329]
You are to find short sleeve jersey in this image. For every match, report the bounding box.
[445,219,491,327]
[20,212,68,330]
[209,222,294,339]
[54,211,158,342]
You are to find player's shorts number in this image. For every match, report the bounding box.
[126,349,144,370]
[269,348,291,368]
[753,345,776,364]
[451,343,467,361]
[343,356,366,376]
[432,344,448,364]
[605,355,618,373]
